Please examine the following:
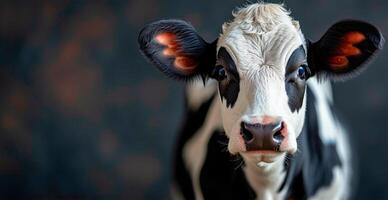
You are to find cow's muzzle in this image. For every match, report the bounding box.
[240,117,286,152]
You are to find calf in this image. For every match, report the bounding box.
[138,3,383,200]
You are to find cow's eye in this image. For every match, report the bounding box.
[297,65,307,80]
[212,65,227,81]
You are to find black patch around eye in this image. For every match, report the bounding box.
[217,47,240,108]
[286,75,305,112]
[285,45,307,112]
[219,79,240,108]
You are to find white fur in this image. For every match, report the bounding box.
[242,153,287,200]
[308,78,338,143]
[218,3,306,155]
[186,79,217,111]
[215,3,310,199]
[308,78,352,199]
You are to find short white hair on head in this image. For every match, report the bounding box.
[222,2,299,35]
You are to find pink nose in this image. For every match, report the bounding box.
[240,116,286,151]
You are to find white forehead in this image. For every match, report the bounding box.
[218,3,306,74]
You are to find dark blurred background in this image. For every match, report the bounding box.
[0,0,387,199]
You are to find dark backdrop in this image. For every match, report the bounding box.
[0,0,387,199]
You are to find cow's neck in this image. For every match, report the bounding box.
[242,154,287,200]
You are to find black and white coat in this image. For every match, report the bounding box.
[138,3,384,200]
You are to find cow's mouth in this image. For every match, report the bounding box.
[240,150,285,164]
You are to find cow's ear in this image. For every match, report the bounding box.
[309,20,384,81]
[138,19,217,81]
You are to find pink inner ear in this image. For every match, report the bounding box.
[154,32,197,74]
[328,31,366,70]
[342,32,366,44]
[338,44,361,56]
[155,32,177,46]
[328,56,349,69]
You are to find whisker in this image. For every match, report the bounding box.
[217,140,228,146]
[234,159,245,171]
[217,139,229,152]
[229,154,242,162]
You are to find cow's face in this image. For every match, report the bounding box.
[215,6,308,156]
[139,3,383,163]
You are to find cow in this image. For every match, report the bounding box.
[138,3,384,200]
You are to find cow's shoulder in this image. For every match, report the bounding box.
[172,80,220,199]
[281,78,351,199]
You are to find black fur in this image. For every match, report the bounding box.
[200,130,256,200]
[280,87,342,199]
[217,47,240,108]
[138,19,217,81]
[285,46,308,112]
[309,20,384,81]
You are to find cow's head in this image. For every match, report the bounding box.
[138,3,383,164]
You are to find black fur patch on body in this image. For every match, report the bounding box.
[199,130,256,200]
[173,93,215,199]
[280,87,342,199]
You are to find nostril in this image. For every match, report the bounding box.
[241,123,254,142]
[272,122,285,144]
[242,130,253,142]
[273,130,284,143]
